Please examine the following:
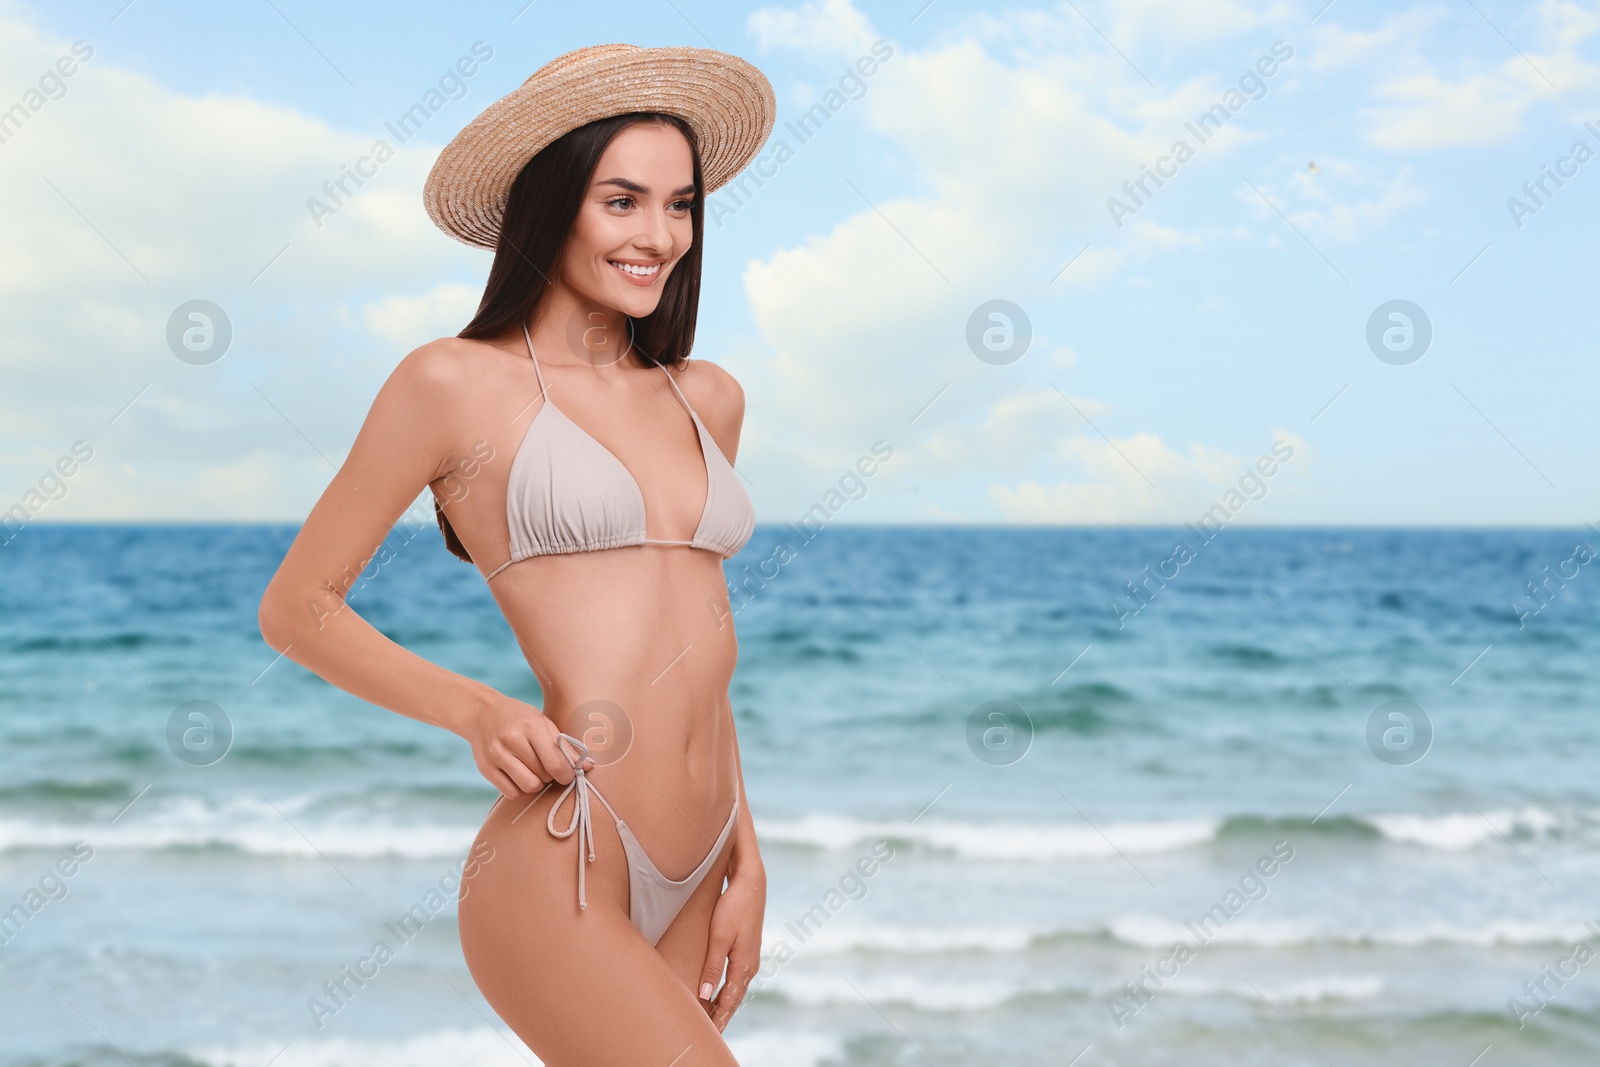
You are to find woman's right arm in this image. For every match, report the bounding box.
[256,340,588,797]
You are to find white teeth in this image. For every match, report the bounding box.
[610,261,660,276]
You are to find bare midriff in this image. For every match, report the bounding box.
[486,543,740,880]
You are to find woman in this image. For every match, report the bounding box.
[258,44,776,1064]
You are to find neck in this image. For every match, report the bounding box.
[529,286,642,370]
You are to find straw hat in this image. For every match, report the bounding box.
[423,43,776,249]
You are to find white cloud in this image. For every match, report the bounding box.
[966,0,1298,53]
[1368,63,1557,149]
[735,27,1180,452]
[1103,0,1296,48]
[15,0,1579,527]
[733,1,1304,519]
[1126,218,1205,249]
[991,429,1307,523]
[0,10,489,520]
[918,389,1112,477]
[363,282,481,350]
[1353,0,1600,149]
[1240,158,1430,242]
[749,0,880,57]
[1306,6,1445,72]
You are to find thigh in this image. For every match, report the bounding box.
[652,828,737,993]
[459,790,740,1067]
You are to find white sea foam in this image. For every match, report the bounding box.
[1368,807,1565,850]
[190,1027,542,1067]
[1107,915,1319,949]
[782,915,1600,954]
[1166,975,1386,1003]
[754,813,1220,859]
[2,797,1589,860]
[758,804,1593,858]
[1106,914,1597,948]
[189,1026,842,1067]
[1371,919,1599,947]
[766,968,1381,1011]
[726,1028,848,1066]
[0,793,480,858]
[0,813,479,858]
[764,971,1032,1010]
[764,922,1037,954]
[778,916,1600,956]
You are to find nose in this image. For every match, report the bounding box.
[636,201,675,258]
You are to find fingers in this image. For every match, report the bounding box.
[553,729,595,771]
[475,755,523,800]
[489,753,542,796]
[474,706,596,798]
[489,730,550,794]
[697,934,730,1006]
[710,950,756,1031]
[710,980,744,1030]
[529,726,591,785]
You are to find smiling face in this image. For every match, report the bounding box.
[555,121,698,325]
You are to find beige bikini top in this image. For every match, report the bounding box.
[483,323,755,581]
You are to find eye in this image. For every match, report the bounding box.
[604,195,695,212]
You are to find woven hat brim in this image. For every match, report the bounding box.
[423,44,776,249]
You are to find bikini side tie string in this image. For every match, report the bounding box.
[545,732,596,910]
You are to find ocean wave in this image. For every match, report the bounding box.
[1,632,192,653]
[755,813,1220,860]
[0,776,497,812]
[1207,643,1290,667]
[189,1026,841,1067]
[0,818,479,858]
[756,804,1595,859]
[1027,681,1145,737]
[1215,813,1383,842]
[895,681,1141,736]
[9,736,450,773]
[1367,807,1566,850]
[1225,807,1596,850]
[1103,915,1599,949]
[0,778,135,805]
[726,1029,849,1067]
[763,922,1038,954]
[1165,975,1386,1003]
[762,917,1600,957]
[759,971,1035,1011]
[0,793,481,858]
[190,1028,529,1067]
[757,969,1384,1011]
[4,795,1591,860]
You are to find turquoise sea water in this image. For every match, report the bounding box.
[1,524,1597,1065]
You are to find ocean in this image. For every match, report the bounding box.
[1,524,1596,1065]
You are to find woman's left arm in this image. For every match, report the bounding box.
[685,358,766,1030]
[699,698,766,1031]
[726,715,765,889]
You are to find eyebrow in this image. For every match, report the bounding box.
[595,177,698,196]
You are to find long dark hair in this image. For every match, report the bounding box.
[436,112,707,564]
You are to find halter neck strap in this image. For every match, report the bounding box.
[521,322,547,394]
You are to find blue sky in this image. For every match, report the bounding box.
[2,0,1598,526]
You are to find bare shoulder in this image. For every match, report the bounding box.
[669,357,746,464]
[388,336,486,396]
[378,335,516,423]
[674,357,745,430]
[361,336,505,478]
